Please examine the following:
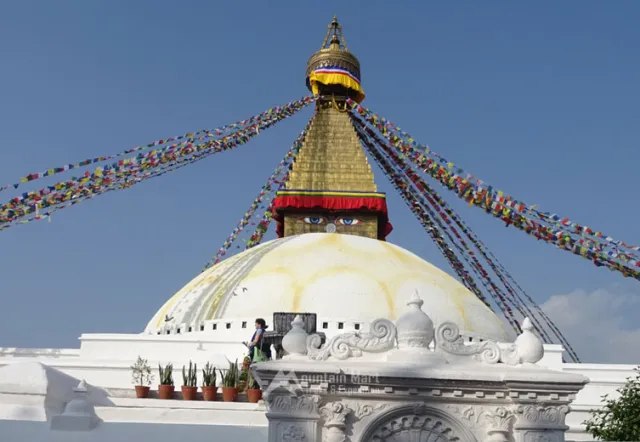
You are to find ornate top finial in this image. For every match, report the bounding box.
[522,317,533,331]
[306,17,365,102]
[407,290,424,308]
[320,15,349,51]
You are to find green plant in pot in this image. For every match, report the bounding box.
[181,361,198,400]
[131,356,154,398]
[219,359,239,402]
[246,369,262,403]
[201,362,217,401]
[158,363,175,399]
[239,369,248,392]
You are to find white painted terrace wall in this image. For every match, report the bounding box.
[0,398,268,442]
[0,337,638,441]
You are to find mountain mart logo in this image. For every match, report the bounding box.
[254,369,383,397]
[258,369,304,397]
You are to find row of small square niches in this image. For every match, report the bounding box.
[155,320,488,344]
[156,319,368,335]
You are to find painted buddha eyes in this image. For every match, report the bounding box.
[336,218,362,226]
[300,216,363,226]
[302,216,327,225]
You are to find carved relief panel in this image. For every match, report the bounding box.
[360,404,477,442]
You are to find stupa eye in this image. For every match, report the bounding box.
[301,216,327,225]
[336,217,362,226]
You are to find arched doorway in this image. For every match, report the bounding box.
[359,404,477,442]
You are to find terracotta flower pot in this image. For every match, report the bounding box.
[135,385,150,399]
[247,388,262,403]
[181,386,198,401]
[158,384,175,400]
[221,386,238,402]
[201,385,218,401]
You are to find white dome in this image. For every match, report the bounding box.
[146,233,512,341]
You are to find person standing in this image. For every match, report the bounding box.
[245,318,271,361]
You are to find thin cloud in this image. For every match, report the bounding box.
[541,288,640,364]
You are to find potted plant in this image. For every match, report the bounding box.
[219,359,239,402]
[239,369,248,392]
[158,363,175,399]
[242,356,251,371]
[181,361,198,400]
[201,362,217,401]
[131,356,154,398]
[246,370,262,403]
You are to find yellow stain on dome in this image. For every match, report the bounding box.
[265,233,328,255]
[149,234,510,340]
[293,264,395,315]
[446,287,470,329]
[381,241,439,269]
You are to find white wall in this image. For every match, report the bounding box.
[0,420,268,442]
[1,336,637,441]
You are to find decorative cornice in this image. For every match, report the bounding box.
[435,321,501,364]
[306,318,396,361]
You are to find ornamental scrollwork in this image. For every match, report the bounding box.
[369,413,459,442]
[515,405,569,426]
[435,322,501,364]
[351,402,389,420]
[269,394,320,415]
[307,318,397,361]
[447,404,515,434]
[320,402,352,427]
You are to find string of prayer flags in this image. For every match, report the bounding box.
[351,113,581,362]
[346,99,640,266]
[0,96,316,193]
[202,117,314,270]
[347,100,640,282]
[0,97,315,232]
[352,116,525,336]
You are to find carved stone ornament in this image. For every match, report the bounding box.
[307,318,397,361]
[515,405,569,426]
[395,291,435,349]
[350,402,389,420]
[435,321,501,364]
[268,394,321,416]
[501,318,545,365]
[320,402,352,428]
[368,413,460,442]
[320,402,352,442]
[282,315,309,356]
[282,424,307,442]
[485,407,515,442]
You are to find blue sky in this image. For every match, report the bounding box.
[1,1,639,363]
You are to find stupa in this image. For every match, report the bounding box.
[0,16,636,442]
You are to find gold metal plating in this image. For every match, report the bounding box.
[305,16,361,82]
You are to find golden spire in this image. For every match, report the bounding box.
[285,102,377,193]
[274,17,389,240]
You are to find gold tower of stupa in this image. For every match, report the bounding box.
[273,16,392,240]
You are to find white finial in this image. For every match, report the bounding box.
[291,315,304,328]
[394,290,435,354]
[74,380,88,394]
[407,290,424,308]
[51,379,99,431]
[515,317,544,364]
[282,315,309,357]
